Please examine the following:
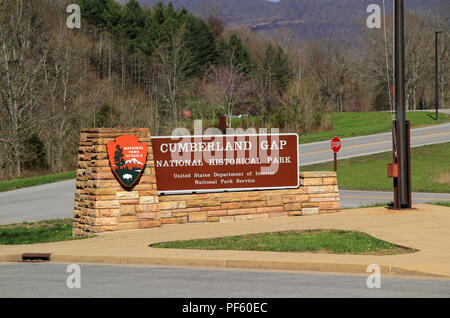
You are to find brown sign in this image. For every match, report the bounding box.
[151,134,299,194]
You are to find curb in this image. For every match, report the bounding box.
[43,254,450,279]
[2,252,448,279]
[0,254,21,262]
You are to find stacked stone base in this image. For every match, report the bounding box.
[158,172,340,224]
[73,128,160,236]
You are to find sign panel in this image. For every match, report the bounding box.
[151,134,299,194]
[107,135,148,188]
[331,136,342,153]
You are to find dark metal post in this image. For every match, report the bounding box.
[392,120,399,209]
[406,121,412,206]
[435,31,442,120]
[394,0,411,209]
[334,153,337,172]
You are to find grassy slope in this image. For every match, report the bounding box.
[299,112,450,144]
[0,171,76,193]
[303,142,450,193]
[433,202,450,207]
[152,230,413,255]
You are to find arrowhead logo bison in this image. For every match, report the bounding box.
[107,135,148,189]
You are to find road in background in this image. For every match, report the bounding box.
[340,190,450,208]
[0,179,75,224]
[299,122,450,166]
[0,263,449,298]
[406,109,450,114]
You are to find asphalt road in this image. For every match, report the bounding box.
[0,179,75,224]
[299,122,450,166]
[340,190,450,208]
[0,123,448,224]
[0,263,449,298]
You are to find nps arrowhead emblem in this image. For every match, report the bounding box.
[106,135,148,189]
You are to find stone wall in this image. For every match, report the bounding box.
[73,128,341,236]
[73,128,160,236]
[158,172,340,224]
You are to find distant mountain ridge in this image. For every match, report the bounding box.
[136,0,447,42]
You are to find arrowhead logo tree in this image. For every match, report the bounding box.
[114,145,126,170]
[107,135,148,189]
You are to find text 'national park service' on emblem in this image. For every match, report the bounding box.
[107,135,148,188]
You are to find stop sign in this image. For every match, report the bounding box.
[331,137,342,153]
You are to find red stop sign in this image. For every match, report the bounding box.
[331,137,342,153]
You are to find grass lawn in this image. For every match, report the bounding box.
[432,202,450,207]
[0,218,89,245]
[151,230,413,255]
[0,170,76,193]
[302,142,450,193]
[299,112,450,144]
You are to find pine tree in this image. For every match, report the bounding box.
[119,0,145,51]
[101,0,122,32]
[77,1,218,80]
[114,145,125,170]
[76,0,113,29]
[263,44,293,93]
[183,14,217,75]
[218,33,255,74]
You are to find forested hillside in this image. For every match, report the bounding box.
[0,0,448,180]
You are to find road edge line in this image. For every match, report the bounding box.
[24,254,449,280]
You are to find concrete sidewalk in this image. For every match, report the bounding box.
[1,204,450,278]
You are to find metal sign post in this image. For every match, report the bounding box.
[392,0,412,209]
[435,31,443,121]
[331,137,341,172]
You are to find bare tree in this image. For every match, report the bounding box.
[433,4,450,110]
[252,64,273,124]
[329,42,353,113]
[156,25,192,127]
[302,42,337,112]
[363,11,436,110]
[39,6,85,172]
[282,75,331,134]
[0,0,47,176]
[203,54,250,127]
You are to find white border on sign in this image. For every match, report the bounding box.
[151,133,300,195]
[331,136,342,153]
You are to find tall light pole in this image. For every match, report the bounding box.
[393,0,411,209]
[435,31,443,120]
